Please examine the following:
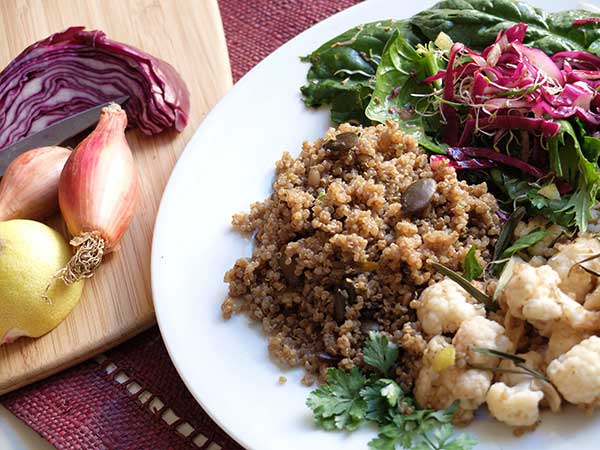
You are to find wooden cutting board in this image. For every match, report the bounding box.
[0,0,232,395]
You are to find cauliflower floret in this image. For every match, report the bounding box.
[497,351,545,386]
[453,316,513,367]
[583,284,600,311]
[494,352,562,415]
[548,237,600,302]
[487,382,543,427]
[547,336,600,407]
[415,278,485,336]
[502,264,600,335]
[502,264,562,327]
[545,324,590,364]
[415,336,491,423]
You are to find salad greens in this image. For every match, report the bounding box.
[462,246,483,281]
[300,0,600,231]
[410,0,600,56]
[547,121,600,230]
[307,332,477,450]
[365,32,447,153]
[301,20,417,124]
[500,230,548,258]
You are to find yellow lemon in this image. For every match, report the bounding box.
[0,220,84,345]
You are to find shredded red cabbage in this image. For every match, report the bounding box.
[423,23,600,174]
[573,18,600,27]
[0,27,190,149]
[430,154,495,170]
[447,147,547,178]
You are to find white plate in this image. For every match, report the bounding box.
[151,1,599,449]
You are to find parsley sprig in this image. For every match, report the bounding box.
[306,332,477,450]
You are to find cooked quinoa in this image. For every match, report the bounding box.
[223,122,501,389]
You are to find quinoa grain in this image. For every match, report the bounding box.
[223,123,500,386]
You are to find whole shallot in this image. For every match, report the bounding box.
[58,103,139,283]
[0,146,71,221]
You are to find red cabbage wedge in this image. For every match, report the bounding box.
[0,27,190,149]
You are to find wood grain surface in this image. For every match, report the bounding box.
[0,0,232,395]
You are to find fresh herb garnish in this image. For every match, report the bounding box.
[369,402,477,450]
[463,246,483,281]
[362,378,404,424]
[493,207,526,262]
[307,333,478,449]
[307,367,368,431]
[431,262,495,311]
[363,331,399,376]
[471,348,548,381]
[570,252,600,277]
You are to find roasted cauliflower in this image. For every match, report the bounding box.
[486,382,543,427]
[502,264,600,335]
[415,335,492,422]
[452,316,512,367]
[415,278,485,336]
[548,237,600,302]
[547,336,600,407]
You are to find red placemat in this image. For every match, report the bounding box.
[0,1,361,449]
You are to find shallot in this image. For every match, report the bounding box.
[0,146,71,221]
[58,103,138,283]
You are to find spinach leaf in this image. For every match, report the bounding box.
[365,31,447,152]
[583,135,600,164]
[410,0,600,56]
[301,20,418,125]
[365,32,440,122]
[545,10,600,56]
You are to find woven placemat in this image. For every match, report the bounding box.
[0,1,360,449]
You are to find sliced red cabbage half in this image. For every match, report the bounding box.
[0,27,190,149]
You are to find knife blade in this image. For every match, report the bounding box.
[0,96,129,175]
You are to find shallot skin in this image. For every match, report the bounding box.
[58,103,138,254]
[0,146,71,221]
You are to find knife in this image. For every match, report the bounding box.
[0,96,129,175]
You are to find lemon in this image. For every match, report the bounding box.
[0,220,84,345]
